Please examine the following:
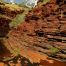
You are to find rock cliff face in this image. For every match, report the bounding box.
[0,2,24,37]
[0,0,66,64]
[0,2,24,60]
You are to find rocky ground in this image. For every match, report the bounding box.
[0,54,66,66]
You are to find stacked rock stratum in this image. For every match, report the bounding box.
[1,0,66,62]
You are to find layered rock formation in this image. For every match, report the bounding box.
[1,0,66,63]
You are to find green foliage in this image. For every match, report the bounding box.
[10,7,30,28]
[40,0,50,3]
[49,46,60,54]
[11,48,21,56]
[3,57,12,61]
[10,14,25,27]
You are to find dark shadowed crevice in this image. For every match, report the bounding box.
[35,30,45,37]
[0,41,11,58]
